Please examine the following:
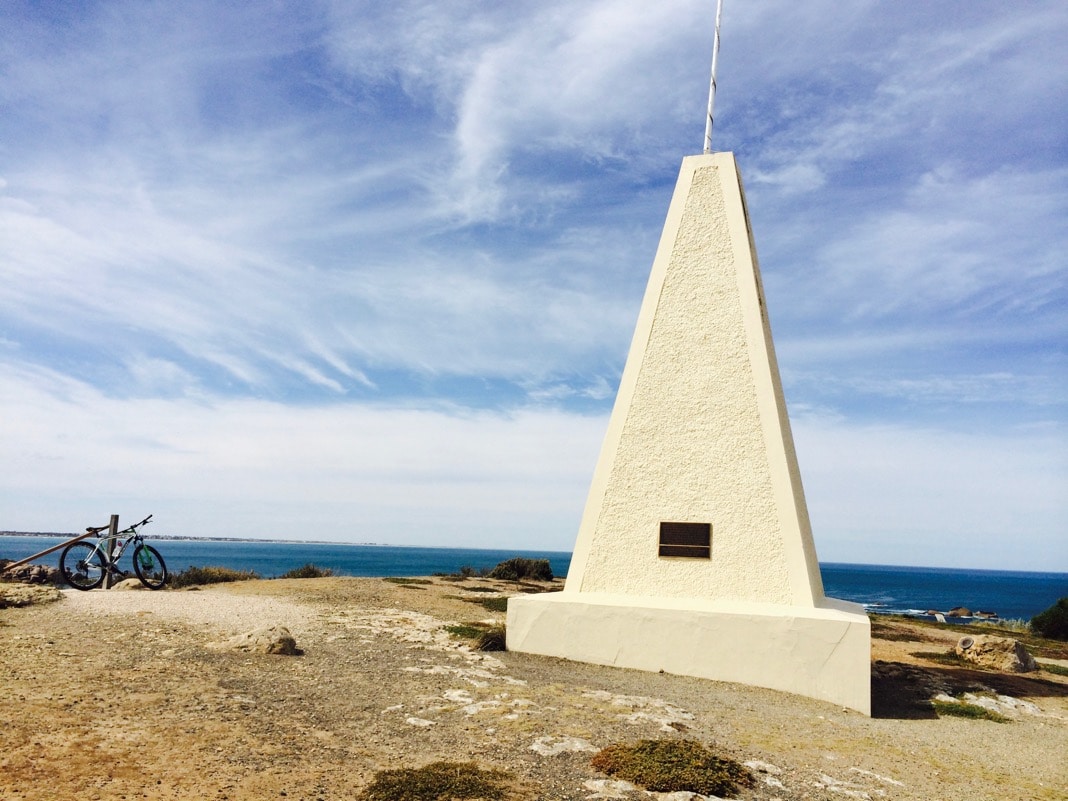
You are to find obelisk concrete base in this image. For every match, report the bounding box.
[507,593,871,714]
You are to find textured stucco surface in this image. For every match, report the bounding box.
[566,153,821,606]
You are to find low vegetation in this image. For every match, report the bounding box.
[1030,597,1068,641]
[476,625,507,652]
[873,612,1068,659]
[169,565,260,588]
[487,557,553,582]
[910,650,967,667]
[473,596,508,613]
[931,697,1010,723]
[972,617,1030,634]
[443,622,507,651]
[434,566,488,581]
[276,563,334,579]
[356,761,514,801]
[445,623,491,640]
[590,739,752,798]
[384,577,434,586]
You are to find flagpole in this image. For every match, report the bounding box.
[703,0,724,154]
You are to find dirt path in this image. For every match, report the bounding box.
[2,577,1066,800]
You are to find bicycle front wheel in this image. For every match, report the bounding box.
[60,541,106,590]
[133,544,167,589]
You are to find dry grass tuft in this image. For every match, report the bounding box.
[477,625,507,652]
[356,761,514,801]
[169,565,260,588]
[591,739,752,797]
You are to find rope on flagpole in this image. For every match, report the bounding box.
[703,0,724,154]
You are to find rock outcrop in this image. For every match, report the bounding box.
[0,582,63,608]
[955,634,1037,672]
[224,625,302,655]
[112,578,148,590]
[0,561,62,586]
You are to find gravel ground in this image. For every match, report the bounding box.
[2,576,1066,801]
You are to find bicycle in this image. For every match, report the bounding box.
[59,515,168,590]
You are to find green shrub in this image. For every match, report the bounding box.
[974,617,1030,634]
[591,739,752,798]
[170,565,260,588]
[445,623,490,640]
[474,596,508,613]
[931,698,1010,723]
[1030,598,1068,641]
[356,761,512,801]
[434,565,492,580]
[487,557,553,582]
[276,563,335,579]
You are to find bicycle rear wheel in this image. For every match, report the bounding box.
[133,544,167,589]
[60,542,106,590]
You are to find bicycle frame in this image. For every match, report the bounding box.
[94,516,151,569]
[93,530,146,574]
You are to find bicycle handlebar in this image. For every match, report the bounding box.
[87,514,154,537]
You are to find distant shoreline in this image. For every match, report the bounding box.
[0,532,570,553]
[0,532,376,546]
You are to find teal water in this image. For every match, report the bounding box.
[3,535,1065,622]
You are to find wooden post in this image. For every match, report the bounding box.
[103,515,119,589]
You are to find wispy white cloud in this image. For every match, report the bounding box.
[0,364,604,547]
[0,1,1065,566]
[808,166,1066,320]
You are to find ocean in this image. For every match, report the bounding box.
[3,535,1065,622]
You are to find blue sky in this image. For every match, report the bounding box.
[1,1,1065,571]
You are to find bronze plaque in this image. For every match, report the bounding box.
[658,522,711,558]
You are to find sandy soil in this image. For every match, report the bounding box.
[2,576,1066,801]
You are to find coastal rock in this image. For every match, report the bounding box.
[224,625,302,656]
[530,735,599,756]
[0,561,62,586]
[946,607,972,618]
[0,582,63,608]
[955,635,1036,673]
[112,578,147,590]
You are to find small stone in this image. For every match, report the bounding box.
[224,625,302,656]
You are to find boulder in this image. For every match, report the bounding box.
[946,607,972,618]
[956,634,1037,673]
[0,582,63,608]
[0,561,62,586]
[224,625,302,656]
[112,578,147,590]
